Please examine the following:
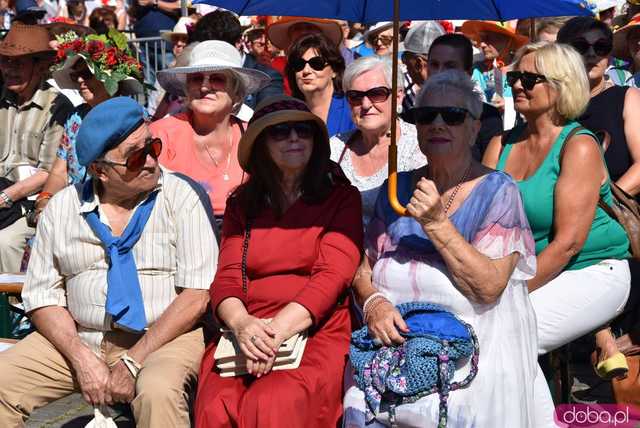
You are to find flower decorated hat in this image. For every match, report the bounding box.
[52,29,145,96]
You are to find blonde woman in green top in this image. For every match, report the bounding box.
[484,42,631,426]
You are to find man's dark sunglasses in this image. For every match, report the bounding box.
[345,86,392,106]
[99,137,163,172]
[506,71,548,91]
[266,121,315,141]
[69,67,94,82]
[289,56,328,72]
[570,38,613,57]
[412,106,476,126]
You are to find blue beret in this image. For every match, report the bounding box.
[76,97,147,167]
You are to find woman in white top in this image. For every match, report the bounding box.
[330,56,425,225]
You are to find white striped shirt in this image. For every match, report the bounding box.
[22,170,218,352]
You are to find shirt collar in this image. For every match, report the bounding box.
[79,168,165,215]
[1,81,54,110]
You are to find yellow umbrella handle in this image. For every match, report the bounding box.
[387,0,408,216]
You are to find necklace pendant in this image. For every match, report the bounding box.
[223,173,230,181]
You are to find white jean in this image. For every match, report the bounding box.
[530,259,631,427]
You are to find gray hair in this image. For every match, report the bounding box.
[342,55,403,91]
[416,70,482,119]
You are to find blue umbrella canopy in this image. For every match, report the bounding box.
[192,0,596,22]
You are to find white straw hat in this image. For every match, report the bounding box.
[160,16,194,43]
[157,40,271,98]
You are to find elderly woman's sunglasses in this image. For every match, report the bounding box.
[266,122,315,141]
[570,38,612,57]
[69,67,94,82]
[506,71,548,91]
[289,56,328,72]
[99,137,163,172]
[345,86,392,106]
[412,106,476,126]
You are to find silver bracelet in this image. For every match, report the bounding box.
[0,191,13,208]
[362,292,388,315]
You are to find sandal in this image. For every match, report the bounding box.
[593,351,629,380]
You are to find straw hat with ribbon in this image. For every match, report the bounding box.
[461,21,529,59]
[237,95,328,171]
[613,14,640,60]
[0,23,55,58]
[160,16,196,43]
[44,19,97,39]
[51,30,144,96]
[267,17,342,50]
[157,40,271,99]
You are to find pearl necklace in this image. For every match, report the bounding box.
[443,163,473,214]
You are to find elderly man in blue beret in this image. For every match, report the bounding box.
[0,97,218,427]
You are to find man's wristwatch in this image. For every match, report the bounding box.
[0,191,13,208]
[120,353,142,379]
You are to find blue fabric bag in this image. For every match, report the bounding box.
[350,301,479,427]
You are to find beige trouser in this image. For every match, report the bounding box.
[0,327,204,427]
[0,216,33,272]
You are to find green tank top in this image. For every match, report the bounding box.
[496,121,629,270]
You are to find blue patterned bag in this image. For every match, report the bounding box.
[350,301,479,427]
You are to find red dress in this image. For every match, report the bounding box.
[195,183,363,428]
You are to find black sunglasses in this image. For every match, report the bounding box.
[99,137,163,172]
[345,86,392,106]
[570,38,613,57]
[412,106,476,126]
[69,67,94,82]
[506,71,548,91]
[265,121,315,141]
[289,56,328,72]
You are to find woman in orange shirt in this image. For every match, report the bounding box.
[152,40,270,227]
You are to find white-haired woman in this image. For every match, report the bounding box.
[344,69,539,427]
[330,55,425,225]
[152,40,270,227]
[484,42,631,424]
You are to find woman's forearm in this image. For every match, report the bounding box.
[216,297,249,329]
[271,303,313,340]
[424,219,513,304]
[351,256,378,307]
[527,242,574,292]
[615,162,640,197]
[41,158,70,196]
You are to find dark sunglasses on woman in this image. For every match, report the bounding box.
[266,122,315,141]
[412,106,476,126]
[570,38,613,57]
[289,56,328,72]
[69,67,94,82]
[345,86,392,106]
[98,137,163,172]
[506,71,548,91]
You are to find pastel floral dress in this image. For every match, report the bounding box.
[57,104,91,184]
[343,171,540,428]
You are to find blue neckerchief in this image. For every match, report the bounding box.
[81,179,158,332]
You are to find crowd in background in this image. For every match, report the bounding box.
[2,0,640,427]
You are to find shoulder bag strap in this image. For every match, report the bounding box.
[241,218,252,295]
[558,126,616,217]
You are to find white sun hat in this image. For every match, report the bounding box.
[157,40,271,98]
[160,16,195,43]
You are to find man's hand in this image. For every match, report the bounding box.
[106,360,136,404]
[71,349,112,406]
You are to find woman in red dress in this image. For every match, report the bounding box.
[195,95,363,428]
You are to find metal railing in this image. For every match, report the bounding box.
[127,36,171,85]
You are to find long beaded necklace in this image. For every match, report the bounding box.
[201,127,233,181]
[443,163,473,214]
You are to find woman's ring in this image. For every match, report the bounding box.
[250,335,257,343]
